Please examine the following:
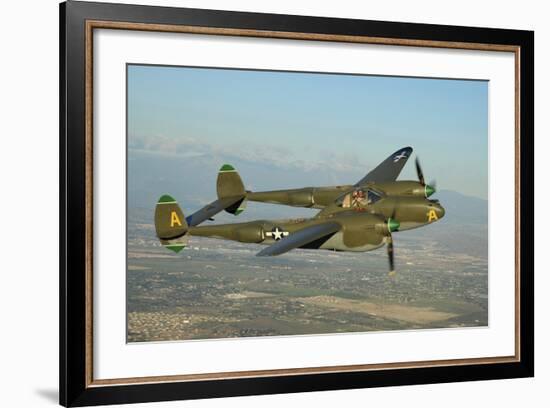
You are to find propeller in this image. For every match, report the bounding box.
[387,234,396,277]
[415,157,425,186]
[385,209,399,277]
[415,157,436,198]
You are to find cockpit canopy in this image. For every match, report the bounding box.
[336,188,382,209]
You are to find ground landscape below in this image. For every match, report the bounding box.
[127,207,488,342]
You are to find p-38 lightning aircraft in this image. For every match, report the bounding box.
[154,147,445,275]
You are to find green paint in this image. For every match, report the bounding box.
[219,164,235,172]
[158,194,176,203]
[425,184,435,197]
[164,244,186,253]
[387,218,400,233]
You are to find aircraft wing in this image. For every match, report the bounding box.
[185,196,243,227]
[256,222,341,257]
[355,146,413,186]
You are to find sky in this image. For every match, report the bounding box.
[127,64,488,199]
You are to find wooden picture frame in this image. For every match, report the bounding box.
[60,1,534,406]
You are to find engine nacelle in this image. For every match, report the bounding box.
[374,218,400,236]
[233,224,265,243]
[373,181,435,198]
[288,188,315,206]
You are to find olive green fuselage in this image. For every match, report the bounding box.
[246,180,434,209]
[188,189,445,252]
[189,213,386,252]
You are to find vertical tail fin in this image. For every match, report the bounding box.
[216,164,247,215]
[154,194,188,253]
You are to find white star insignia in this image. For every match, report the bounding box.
[266,227,289,241]
[393,152,408,162]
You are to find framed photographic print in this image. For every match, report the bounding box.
[59,1,534,406]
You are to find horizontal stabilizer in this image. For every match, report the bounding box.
[256,222,340,257]
[186,196,244,227]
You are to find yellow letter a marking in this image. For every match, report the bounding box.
[427,209,438,222]
[170,211,182,227]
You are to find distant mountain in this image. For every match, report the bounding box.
[128,148,360,214]
[434,190,487,225]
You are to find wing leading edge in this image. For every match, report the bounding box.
[256,222,341,257]
[355,146,413,186]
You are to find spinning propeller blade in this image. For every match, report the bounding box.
[387,234,395,277]
[385,209,398,277]
[415,157,437,198]
[415,156,425,186]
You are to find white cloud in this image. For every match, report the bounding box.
[129,133,373,176]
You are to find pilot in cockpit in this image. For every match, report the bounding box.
[351,189,368,207]
[340,188,379,209]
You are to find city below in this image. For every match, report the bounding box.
[127,209,488,342]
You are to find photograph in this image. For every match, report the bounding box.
[55,1,534,405]
[126,64,489,343]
